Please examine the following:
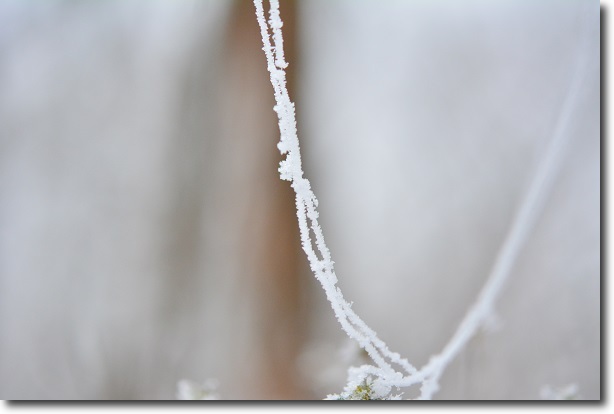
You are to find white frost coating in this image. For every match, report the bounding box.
[253,0,590,399]
[253,0,417,391]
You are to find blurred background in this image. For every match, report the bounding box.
[0,0,600,400]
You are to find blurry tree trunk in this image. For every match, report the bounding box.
[220,0,306,399]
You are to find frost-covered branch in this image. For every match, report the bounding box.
[253,0,417,398]
[253,0,589,400]
[407,39,591,397]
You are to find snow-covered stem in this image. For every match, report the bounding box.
[253,0,589,400]
[253,0,417,386]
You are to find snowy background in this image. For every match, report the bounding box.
[0,0,600,400]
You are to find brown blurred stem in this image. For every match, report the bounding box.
[222,0,306,399]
